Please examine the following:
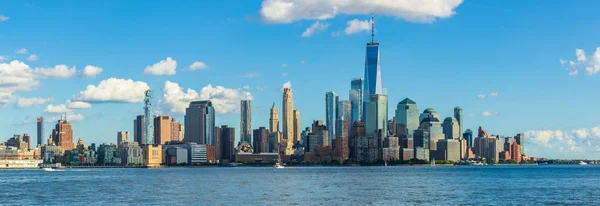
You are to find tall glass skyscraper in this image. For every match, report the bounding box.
[395,98,419,137]
[350,78,363,124]
[454,106,463,139]
[184,101,215,145]
[240,100,252,144]
[337,100,352,137]
[365,94,388,138]
[325,91,339,143]
[363,16,382,103]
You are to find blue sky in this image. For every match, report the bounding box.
[1,0,599,159]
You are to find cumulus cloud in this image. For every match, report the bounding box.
[260,0,463,23]
[344,19,371,35]
[478,92,498,99]
[572,128,589,139]
[144,57,177,75]
[45,104,71,113]
[48,113,84,122]
[33,65,76,79]
[73,78,150,103]
[79,65,103,78]
[526,125,600,156]
[481,111,497,117]
[160,80,252,114]
[301,21,329,37]
[256,86,268,91]
[27,54,38,61]
[560,47,600,75]
[66,101,92,109]
[188,61,209,71]
[281,81,292,91]
[0,60,39,94]
[16,97,53,108]
[16,48,27,54]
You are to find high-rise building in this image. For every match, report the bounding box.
[365,94,388,138]
[170,118,183,142]
[395,98,419,138]
[154,115,172,145]
[253,127,269,154]
[282,87,294,153]
[118,141,143,165]
[515,133,525,156]
[117,131,129,145]
[37,117,44,146]
[350,78,364,124]
[142,144,162,168]
[337,100,351,138]
[240,100,252,144]
[134,115,145,145]
[217,125,235,161]
[510,142,522,163]
[51,115,74,150]
[269,102,279,133]
[293,109,301,143]
[464,129,473,147]
[419,108,443,152]
[442,117,460,139]
[454,107,464,139]
[363,16,383,103]
[435,139,460,161]
[184,101,215,145]
[326,91,339,141]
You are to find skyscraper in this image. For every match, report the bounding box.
[326,91,339,141]
[454,107,464,139]
[37,117,44,146]
[464,129,473,147]
[253,127,269,154]
[293,109,301,143]
[515,133,525,156]
[52,115,74,150]
[365,94,388,138]
[134,115,145,145]
[337,100,352,137]
[240,100,252,144]
[117,131,129,145]
[154,115,172,145]
[419,108,443,153]
[395,98,419,137]
[269,102,279,133]
[350,78,364,123]
[363,16,382,103]
[217,125,235,161]
[184,101,215,145]
[170,118,183,142]
[442,117,460,139]
[282,87,294,153]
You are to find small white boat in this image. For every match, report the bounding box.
[579,161,588,165]
[42,167,54,171]
[273,162,285,169]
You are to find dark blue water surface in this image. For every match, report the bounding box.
[1,165,599,205]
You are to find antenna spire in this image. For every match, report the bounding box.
[371,14,375,43]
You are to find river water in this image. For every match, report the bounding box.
[1,165,598,205]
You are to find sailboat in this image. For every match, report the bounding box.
[273,145,285,169]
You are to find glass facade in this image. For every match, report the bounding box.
[240,100,252,143]
[325,91,339,142]
[363,43,382,103]
[185,101,215,145]
[365,94,388,138]
[454,107,463,139]
[337,100,352,137]
[395,98,419,137]
[350,78,363,124]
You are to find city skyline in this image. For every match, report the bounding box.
[1,1,600,159]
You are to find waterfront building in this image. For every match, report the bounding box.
[365,94,388,138]
[337,100,351,138]
[164,146,188,165]
[282,87,294,153]
[37,117,44,146]
[154,115,172,145]
[240,100,252,144]
[134,115,146,145]
[269,102,279,133]
[253,127,269,154]
[336,117,350,140]
[355,136,379,162]
[442,117,460,139]
[41,144,64,163]
[510,142,522,163]
[326,91,339,142]
[395,98,419,138]
[312,120,329,147]
[163,142,215,165]
[515,133,525,156]
[293,109,301,143]
[170,118,183,142]
[118,141,143,165]
[349,121,366,160]
[473,131,504,163]
[454,107,464,139]
[382,136,400,162]
[332,136,349,163]
[350,78,364,123]
[6,135,28,150]
[363,15,383,102]
[184,101,215,145]
[97,143,120,165]
[435,139,460,162]
[217,125,235,162]
[419,108,443,153]
[51,115,74,150]
[413,130,430,161]
[499,151,511,160]
[189,144,215,164]
[142,144,162,167]
[464,129,473,147]
[117,131,129,145]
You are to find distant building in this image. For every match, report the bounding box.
[52,116,74,150]
[510,142,521,163]
[442,117,460,139]
[6,135,28,150]
[435,139,460,162]
[154,115,172,145]
[454,107,463,139]
[118,142,143,165]
[97,143,120,165]
[419,108,443,155]
[337,100,352,138]
[382,136,399,162]
[293,109,301,143]
[142,144,162,167]
[117,131,129,145]
[474,132,504,163]
[515,133,525,156]
[282,87,294,153]
[395,98,419,137]
[217,125,235,162]
[269,102,279,133]
[365,94,388,138]
[134,115,146,145]
[240,100,252,144]
[464,129,473,147]
[349,121,366,160]
[253,127,269,154]
[185,101,215,145]
[170,118,183,142]
[164,146,188,165]
[332,136,349,163]
[326,91,339,143]
[37,117,44,146]
[350,78,364,123]
[413,130,430,161]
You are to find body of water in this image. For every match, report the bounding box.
[1,165,598,205]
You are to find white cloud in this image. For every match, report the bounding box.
[256,86,268,91]
[188,61,209,71]
[66,101,92,109]
[160,80,252,114]
[525,129,564,147]
[488,92,498,97]
[572,128,589,139]
[80,65,103,78]
[45,104,71,113]
[16,48,27,54]
[477,94,486,99]
[344,19,371,35]
[16,97,52,108]
[241,72,261,78]
[481,111,497,117]
[561,47,600,75]
[282,81,292,90]
[478,92,498,99]
[144,57,177,76]
[0,15,8,22]
[73,78,150,103]
[260,0,463,24]
[0,60,39,94]
[33,65,76,79]
[591,126,600,137]
[0,56,8,62]
[301,21,329,37]
[48,113,84,122]
[27,54,38,61]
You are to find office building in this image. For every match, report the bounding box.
[350,78,364,123]
[436,139,460,162]
[419,108,443,152]
[293,109,301,143]
[395,98,419,137]
[332,135,349,163]
[184,101,215,145]
[217,125,235,161]
[337,100,352,137]
[118,141,143,165]
[442,117,460,139]
[117,131,129,145]
[510,142,522,163]
[142,144,162,168]
[382,136,400,162]
[365,94,388,138]
[154,115,172,145]
[51,115,74,150]
[37,117,44,146]
[97,143,120,165]
[363,16,383,102]
[454,107,464,139]
[134,115,146,145]
[240,100,252,144]
[325,91,339,141]
[253,127,269,154]
[269,102,279,133]
[464,129,473,147]
[170,118,183,142]
[282,87,294,152]
[515,133,525,156]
